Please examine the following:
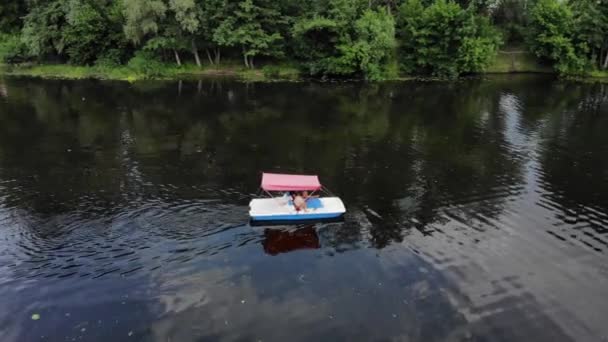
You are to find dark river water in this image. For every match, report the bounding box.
[0,75,607,342]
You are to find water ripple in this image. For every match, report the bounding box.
[0,196,255,281]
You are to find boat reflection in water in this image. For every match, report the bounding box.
[262,225,320,256]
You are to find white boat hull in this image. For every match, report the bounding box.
[249,197,346,221]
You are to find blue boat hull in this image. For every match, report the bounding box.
[251,212,344,222]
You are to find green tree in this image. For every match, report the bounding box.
[292,16,344,75]
[0,33,28,63]
[528,0,587,75]
[21,0,70,59]
[214,0,285,68]
[292,0,396,79]
[396,0,425,74]
[123,0,167,44]
[62,0,127,65]
[457,11,502,73]
[351,9,396,80]
[397,0,500,78]
[123,0,186,66]
[420,0,467,77]
[197,0,229,65]
[571,0,608,70]
[168,0,202,66]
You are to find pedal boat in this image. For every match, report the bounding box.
[249,173,346,222]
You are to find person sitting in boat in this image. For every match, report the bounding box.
[302,190,318,200]
[292,192,307,212]
[286,192,297,205]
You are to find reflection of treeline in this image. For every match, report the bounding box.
[2,0,608,79]
[1,77,607,250]
[2,78,606,250]
[538,82,608,212]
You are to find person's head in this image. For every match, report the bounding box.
[303,190,309,197]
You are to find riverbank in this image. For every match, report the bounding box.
[0,62,302,82]
[0,62,540,82]
[2,53,608,82]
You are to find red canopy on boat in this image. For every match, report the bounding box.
[261,173,322,191]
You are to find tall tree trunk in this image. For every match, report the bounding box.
[604,50,608,70]
[249,55,255,69]
[215,48,221,64]
[243,48,249,68]
[205,48,214,65]
[173,49,182,66]
[205,49,213,65]
[192,40,201,67]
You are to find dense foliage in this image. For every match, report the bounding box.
[293,1,396,79]
[1,0,608,78]
[527,0,586,74]
[397,0,501,77]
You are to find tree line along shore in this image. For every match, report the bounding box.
[1,0,607,81]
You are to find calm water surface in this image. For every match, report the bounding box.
[0,76,607,341]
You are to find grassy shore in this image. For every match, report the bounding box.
[3,53,608,82]
[0,50,553,82]
[588,70,608,79]
[1,61,550,82]
[0,62,301,81]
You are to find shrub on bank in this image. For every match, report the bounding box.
[292,3,396,80]
[0,33,28,63]
[397,0,502,78]
[527,0,588,76]
[126,50,169,79]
